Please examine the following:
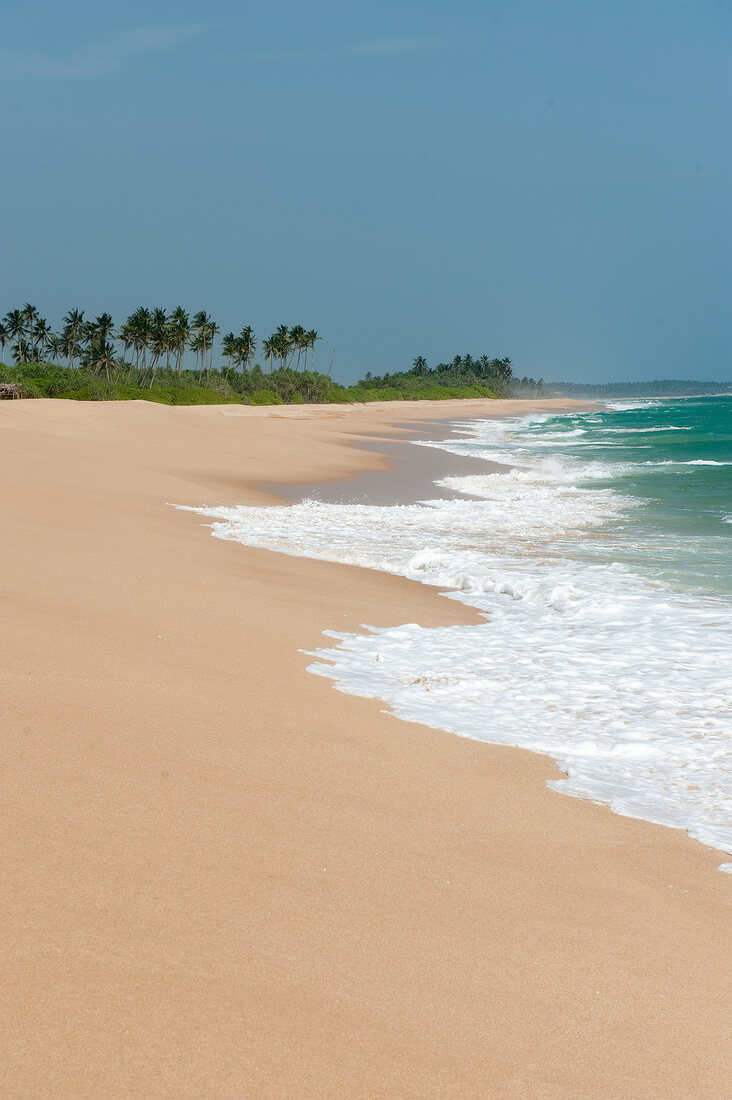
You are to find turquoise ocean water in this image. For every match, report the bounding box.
[185,396,732,869]
[512,396,732,597]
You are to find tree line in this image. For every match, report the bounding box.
[0,303,319,382]
[356,353,544,395]
[0,302,542,405]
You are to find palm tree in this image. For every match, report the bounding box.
[222,332,236,368]
[12,337,32,365]
[262,337,276,374]
[118,318,135,366]
[32,316,51,361]
[149,308,168,382]
[62,309,85,368]
[412,355,428,376]
[47,333,66,363]
[22,302,39,344]
[4,309,26,361]
[190,333,204,378]
[235,325,255,372]
[289,325,307,370]
[190,311,217,380]
[278,334,291,370]
[95,313,114,343]
[0,322,8,362]
[84,313,116,378]
[168,307,190,372]
[206,317,219,374]
[267,325,294,370]
[95,341,117,381]
[132,307,152,373]
[305,329,319,371]
[274,324,293,369]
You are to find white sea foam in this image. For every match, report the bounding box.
[605,400,659,411]
[416,418,638,485]
[174,412,732,872]
[599,425,693,433]
[681,460,732,466]
[176,518,732,868]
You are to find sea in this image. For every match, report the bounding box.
[183,395,732,871]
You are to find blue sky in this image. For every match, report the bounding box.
[1,0,730,382]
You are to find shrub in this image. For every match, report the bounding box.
[250,389,284,405]
[199,373,234,396]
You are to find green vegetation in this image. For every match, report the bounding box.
[0,360,333,405]
[348,353,543,398]
[0,304,332,404]
[0,302,534,404]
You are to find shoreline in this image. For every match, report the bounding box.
[195,404,732,868]
[268,399,587,506]
[270,430,509,505]
[1,397,730,1097]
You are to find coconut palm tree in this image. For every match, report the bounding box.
[149,308,168,381]
[190,323,206,378]
[62,309,85,368]
[132,307,152,373]
[95,341,117,381]
[206,317,219,374]
[95,313,114,343]
[21,303,39,344]
[305,329,319,371]
[83,313,116,378]
[262,336,276,374]
[190,311,217,379]
[273,324,293,369]
[168,307,190,372]
[4,309,26,361]
[117,318,136,366]
[235,325,256,372]
[289,325,307,370]
[12,337,32,365]
[32,316,51,361]
[268,325,293,370]
[412,355,428,376]
[0,322,8,362]
[221,332,236,368]
[47,333,66,363]
[278,334,292,370]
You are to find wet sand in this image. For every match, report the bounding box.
[0,396,730,1099]
[269,432,502,505]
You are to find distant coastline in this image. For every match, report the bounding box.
[548,379,732,399]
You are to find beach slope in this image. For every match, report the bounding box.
[0,398,729,1098]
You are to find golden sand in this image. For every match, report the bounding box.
[1,397,729,1098]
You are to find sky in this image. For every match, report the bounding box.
[1,0,730,383]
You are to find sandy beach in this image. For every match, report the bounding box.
[1,396,730,1099]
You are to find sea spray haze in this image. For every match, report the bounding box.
[181,397,732,871]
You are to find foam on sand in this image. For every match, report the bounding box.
[178,453,732,870]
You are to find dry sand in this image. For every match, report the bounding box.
[0,397,729,1099]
